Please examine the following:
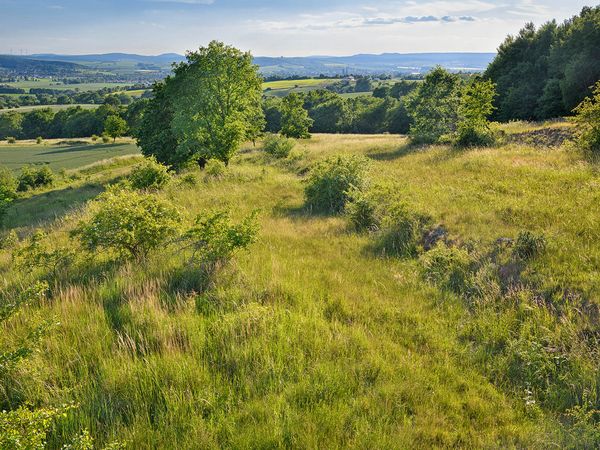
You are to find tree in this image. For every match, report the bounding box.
[355,77,373,93]
[455,78,496,147]
[0,166,17,223]
[572,81,600,156]
[280,93,313,139]
[168,41,264,165]
[0,112,23,140]
[103,115,127,142]
[406,67,462,144]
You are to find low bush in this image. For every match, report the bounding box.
[101,134,111,144]
[304,155,370,214]
[72,187,181,260]
[91,135,99,142]
[204,158,227,178]
[375,203,431,257]
[17,165,54,192]
[15,230,75,278]
[181,209,259,275]
[263,134,296,158]
[6,137,16,144]
[128,157,171,190]
[0,166,17,222]
[420,243,474,294]
[513,230,547,260]
[35,136,43,145]
[346,183,398,232]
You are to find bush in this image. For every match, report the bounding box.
[17,165,54,192]
[0,166,17,222]
[101,134,111,144]
[375,203,431,257]
[6,137,16,144]
[572,81,600,155]
[128,157,171,190]
[180,209,259,280]
[91,134,99,142]
[35,136,43,144]
[454,78,497,148]
[420,243,474,294]
[204,158,227,178]
[72,187,181,260]
[263,134,295,158]
[513,230,547,260]
[15,230,75,278]
[345,183,397,232]
[304,155,370,213]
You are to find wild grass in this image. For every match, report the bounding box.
[2,132,599,447]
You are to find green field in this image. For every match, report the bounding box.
[263,78,337,97]
[0,140,140,171]
[2,78,133,92]
[0,104,100,114]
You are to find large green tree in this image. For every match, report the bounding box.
[280,93,313,139]
[406,67,462,144]
[170,41,263,165]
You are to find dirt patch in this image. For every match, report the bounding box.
[506,127,574,148]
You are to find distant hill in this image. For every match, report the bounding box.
[0,55,85,76]
[22,52,496,76]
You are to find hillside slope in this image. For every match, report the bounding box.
[2,132,598,447]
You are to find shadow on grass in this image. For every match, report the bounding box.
[41,143,130,156]
[367,142,423,161]
[271,203,339,221]
[4,182,104,230]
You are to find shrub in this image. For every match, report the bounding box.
[128,157,171,190]
[263,134,295,158]
[513,230,547,260]
[0,166,17,222]
[420,243,474,294]
[204,158,227,178]
[572,81,600,155]
[15,230,75,278]
[181,209,259,275]
[375,203,431,257]
[35,136,43,145]
[6,137,16,144]
[345,184,397,232]
[91,134,99,142]
[101,134,111,144]
[304,155,370,213]
[72,187,181,260]
[17,165,54,192]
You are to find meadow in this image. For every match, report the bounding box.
[2,128,598,448]
[2,79,134,92]
[262,78,338,97]
[0,104,100,114]
[0,138,139,171]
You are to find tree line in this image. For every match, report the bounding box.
[484,5,600,121]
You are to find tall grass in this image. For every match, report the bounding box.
[2,132,599,447]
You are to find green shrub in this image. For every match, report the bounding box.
[420,243,474,294]
[0,166,17,222]
[101,134,111,144]
[91,134,99,142]
[35,136,43,145]
[572,81,600,156]
[181,209,259,271]
[15,230,75,278]
[513,230,547,260]
[17,165,54,192]
[6,137,16,144]
[375,203,431,257]
[128,157,171,190]
[304,155,370,214]
[263,134,295,158]
[72,187,181,260]
[204,158,227,178]
[345,184,397,232]
[454,78,497,148]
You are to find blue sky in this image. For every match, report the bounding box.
[0,0,593,56]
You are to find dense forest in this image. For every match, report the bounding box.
[484,5,600,121]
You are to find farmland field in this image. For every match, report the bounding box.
[0,138,140,171]
[0,104,100,114]
[2,78,134,92]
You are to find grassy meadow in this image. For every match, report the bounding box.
[2,128,599,448]
[2,79,134,92]
[0,138,139,172]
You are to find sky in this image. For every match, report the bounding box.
[0,0,594,56]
